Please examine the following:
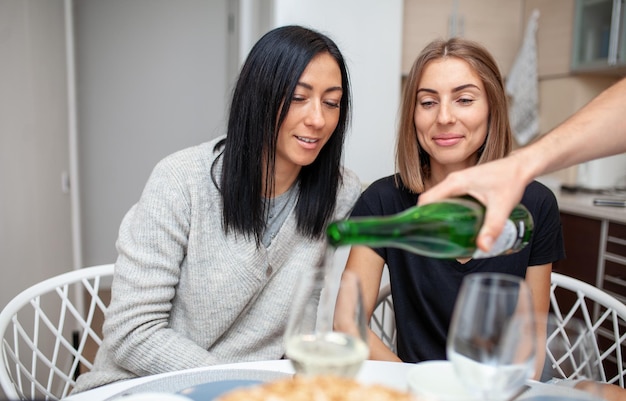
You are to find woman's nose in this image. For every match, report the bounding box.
[304,102,326,128]
[437,103,456,125]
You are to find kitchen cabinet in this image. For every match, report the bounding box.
[553,213,602,285]
[571,0,626,75]
[554,212,626,304]
[401,0,522,76]
[554,193,626,302]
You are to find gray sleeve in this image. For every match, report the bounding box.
[103,159,218,376]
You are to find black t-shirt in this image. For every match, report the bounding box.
[350,174,565,362]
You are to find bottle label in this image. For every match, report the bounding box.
[472,220,518,259]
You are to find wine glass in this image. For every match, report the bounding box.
[539,313,606,400]
[447,272,536,401]
[284,269,369,378]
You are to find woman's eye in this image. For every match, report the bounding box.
[420,100,436,108]
[458,98,474,105]
[292,95,306,102]
[324,100,340,109]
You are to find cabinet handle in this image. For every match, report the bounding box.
[608,0,621,64]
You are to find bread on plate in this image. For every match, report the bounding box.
[216,374,417,401]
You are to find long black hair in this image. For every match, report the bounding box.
[215,25,352,245]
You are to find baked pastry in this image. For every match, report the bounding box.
[216,374,417,401]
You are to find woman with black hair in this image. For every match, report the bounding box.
[73,25,361,392]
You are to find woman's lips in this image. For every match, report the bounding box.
[296,135,320,150]
[433,135,463,147]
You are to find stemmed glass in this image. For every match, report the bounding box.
[447,273,537,401]
[284,268,369,378]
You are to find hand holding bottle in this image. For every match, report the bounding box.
[417,155,532,254]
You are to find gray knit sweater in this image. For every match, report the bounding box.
[73,136,362,392]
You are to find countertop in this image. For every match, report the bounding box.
[555,191,626,224]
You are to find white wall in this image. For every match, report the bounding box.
[271,0,403,185]
[75,0,234,266]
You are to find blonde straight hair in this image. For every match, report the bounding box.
[396,37,512,193]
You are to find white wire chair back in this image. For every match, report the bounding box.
[549,272,626,388]
[369,272,626,390]
[0,264,114,400]
[370,284,397,354]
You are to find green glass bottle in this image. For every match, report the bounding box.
[326,197,533,259]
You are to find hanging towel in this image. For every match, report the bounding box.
[506,9,540,146]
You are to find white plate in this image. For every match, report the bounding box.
[407,360,478,401]
[177,379,262,401]
[107,369,290,401]
[113,393,192,401]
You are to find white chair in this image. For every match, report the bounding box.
[0,264,114,400]
[549,272,626,388]
[370,273,626,388]
[370,284,397,354]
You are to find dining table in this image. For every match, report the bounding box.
[62,359,602,401]
[63,359,409,401]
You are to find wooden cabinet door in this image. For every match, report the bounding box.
[402,0,522,75]
[553,212,601,285]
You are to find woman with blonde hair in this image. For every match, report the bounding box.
[335,37,564,364]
